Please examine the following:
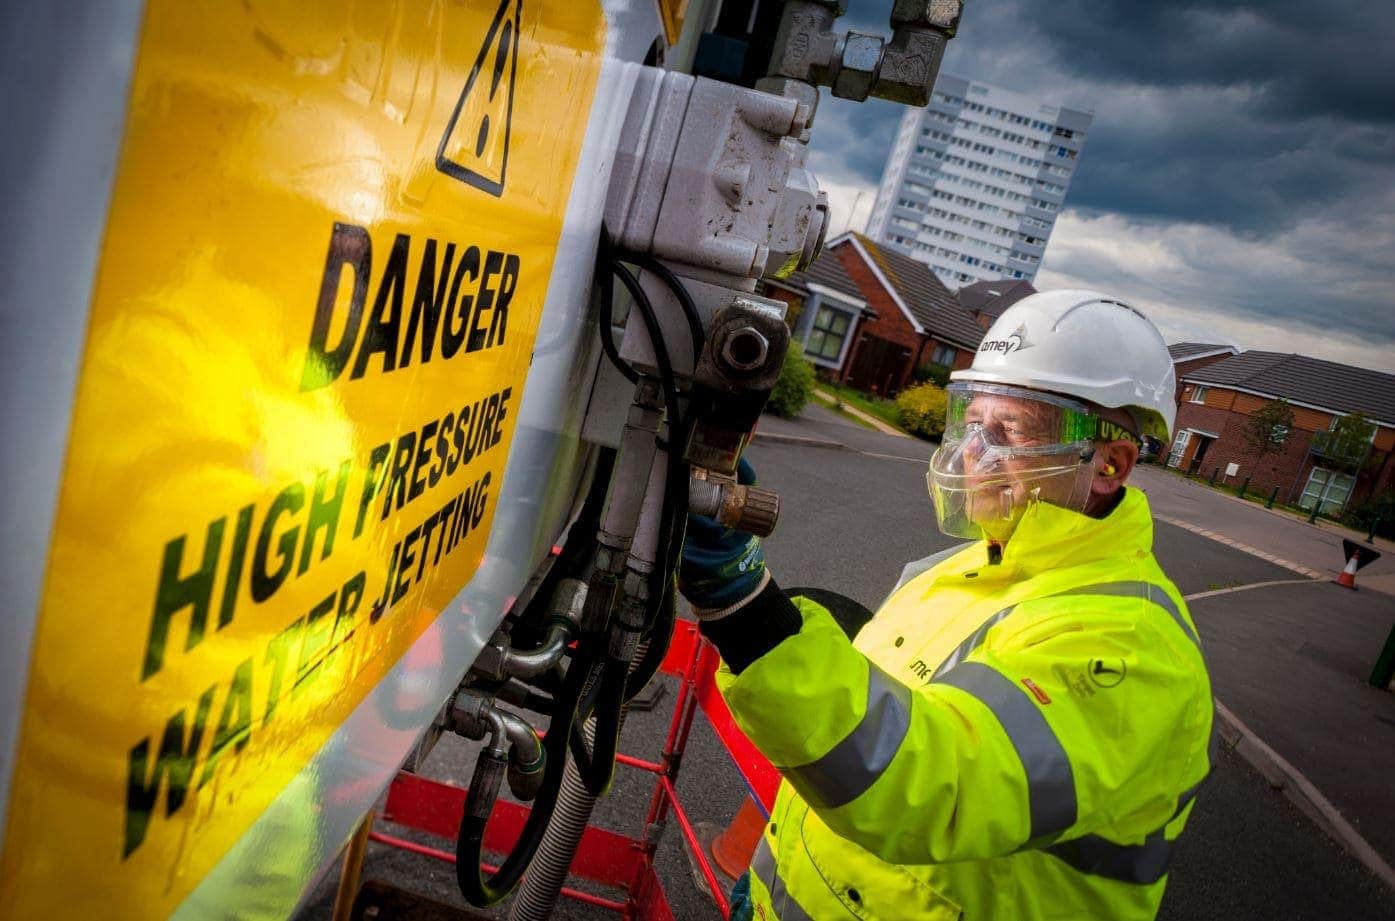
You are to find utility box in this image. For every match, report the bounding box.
[1225,462,1240,477]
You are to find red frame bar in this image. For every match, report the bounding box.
[369,622,776,920]
[366,830,629,913]
[658,620,780,810]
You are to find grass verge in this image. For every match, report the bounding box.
[819,383,906,432]
[812,391,879,430]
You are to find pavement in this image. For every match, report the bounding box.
[293,405,1395,919]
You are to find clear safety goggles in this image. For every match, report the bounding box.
[926,383,1131,542]
[942,382,1139,452]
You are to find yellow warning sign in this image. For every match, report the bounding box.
[0,1,605,916]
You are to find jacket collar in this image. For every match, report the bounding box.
[974,487,1155,578]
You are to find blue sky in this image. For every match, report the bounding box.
[805,0,1395,373]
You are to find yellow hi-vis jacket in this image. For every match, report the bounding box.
[718,488,1213,920]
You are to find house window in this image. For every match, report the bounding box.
[931,342,957,366]
[805,306,853,361]
[1299,467,1356,516]
[1190,385,1209,404]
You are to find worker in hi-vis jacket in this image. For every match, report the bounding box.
[681,290,1213,920]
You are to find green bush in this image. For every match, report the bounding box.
[767,350,816,418]
[913,362,953,388]
[895,382,948,440]
[1344,491,1395,540]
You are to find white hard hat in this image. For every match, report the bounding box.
[952,289,1176,441]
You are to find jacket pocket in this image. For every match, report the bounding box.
[799,810,962,920]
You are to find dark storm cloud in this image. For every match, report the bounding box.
[987,0,1395,124]
[820,0,1395,237]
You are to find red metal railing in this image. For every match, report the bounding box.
[366,619,778,919]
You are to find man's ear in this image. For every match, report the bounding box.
[1091,439,1140,497]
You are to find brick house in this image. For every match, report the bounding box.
[762,232,985,396]
[1169,351,1395,514]
[1167,342,1238,403]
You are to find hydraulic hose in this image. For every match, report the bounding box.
[507,641,648,921]
[454,610,598,907]
[575,655,628,794]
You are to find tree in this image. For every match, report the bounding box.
[1312,411,1377,472]
[1241,398,1295,473]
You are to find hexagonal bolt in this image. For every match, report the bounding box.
[720,327,771,372]
[831,30,884,101]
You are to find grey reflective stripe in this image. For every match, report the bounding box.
[1045,775,1207,884]
[882,542,972,604]
[1048,580,1198,647]
[931,603,1016,680]
[784,663,912,809]
[750,838,815,921]
[750,837,776,890]
[1046,829,1173,884]
[934,662,1077,838]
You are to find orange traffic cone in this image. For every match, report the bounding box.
[1336,553,1360,590]
[709,797,766,878]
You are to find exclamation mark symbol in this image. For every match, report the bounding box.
[436,0,520,197]
[476,18,513,158]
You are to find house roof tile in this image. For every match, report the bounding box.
[782,250,864,304]
[956,279,1036,320]
[1168,342,1237,361]
[847,234,987,351]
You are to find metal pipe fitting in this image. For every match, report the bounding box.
[689,468,781,538]
[498,579,587,678]
[719,327,770,373]
[451,690,546,801]
[760,0,961,106]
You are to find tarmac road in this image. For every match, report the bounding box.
[296,416,1395,920]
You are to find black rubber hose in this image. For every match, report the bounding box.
[596,237,639,384]
[454,749,507,896]
[578,260,684,793]
[454,626,595,907]
[624,584,677,700]
[615,248,705,364]
[600,255,694,705]
[575,657,628,795]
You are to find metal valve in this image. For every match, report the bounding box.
[689,467,781,538]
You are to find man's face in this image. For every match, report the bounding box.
[960,392,1085,522]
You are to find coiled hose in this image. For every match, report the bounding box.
[506,642,648,921]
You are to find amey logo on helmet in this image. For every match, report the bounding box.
[978,323,1034,355]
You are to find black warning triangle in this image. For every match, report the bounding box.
[436,0,521,197]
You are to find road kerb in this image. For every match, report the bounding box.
[753,431,848,451]
[1213,699,1395,893]
[1154,512,1329,580]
